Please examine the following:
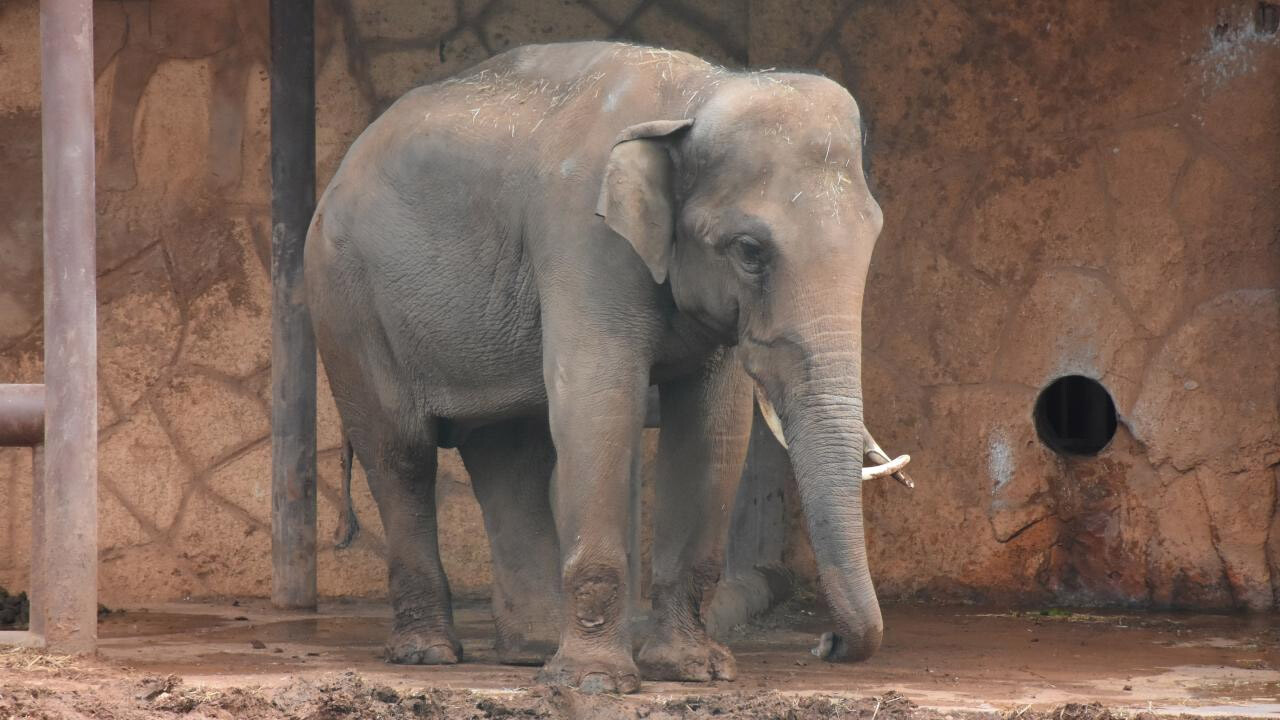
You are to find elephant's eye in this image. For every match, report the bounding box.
[730,236,769,275]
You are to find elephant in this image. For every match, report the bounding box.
[305,41,910,694]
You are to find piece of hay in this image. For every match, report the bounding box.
[0,646,78,673]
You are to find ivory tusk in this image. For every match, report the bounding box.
[863,429,889,460]
[754,385,788,449]
[862,452,910,481]
[864,429,915,489]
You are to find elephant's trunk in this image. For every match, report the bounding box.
[767,332,882,662]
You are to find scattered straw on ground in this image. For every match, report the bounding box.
[0,646,80,673]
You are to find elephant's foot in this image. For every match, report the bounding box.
[637,630,737,682]
[386,625,463,665]
[493,602,560,666]
[494,631,557,666]
[536,643,640,694]
[536,562,638,692]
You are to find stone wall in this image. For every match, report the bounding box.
[756,0,1280,610]
[1,0,1277,610]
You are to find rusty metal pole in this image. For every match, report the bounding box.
[269,0,318,609]
[39,0,98,654]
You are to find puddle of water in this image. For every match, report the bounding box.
[100,612,227,638]
[1191,679,1280,701]
[205,616,387,646]
[1170,636,1258,649]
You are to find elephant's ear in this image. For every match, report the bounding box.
[595,119,694,284]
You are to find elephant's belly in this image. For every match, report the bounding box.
[318,300,548,437]
[379,252,548,423]
[410,336,548,422]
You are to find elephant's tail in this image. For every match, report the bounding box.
[334,431,360,549]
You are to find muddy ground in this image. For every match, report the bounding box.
[1,597,1277,719]
[0,663,1189,720]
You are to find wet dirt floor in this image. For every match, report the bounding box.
[2,598,1278,718]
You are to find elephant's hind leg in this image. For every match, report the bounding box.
[354,423,462,664]
[460,418,561,665]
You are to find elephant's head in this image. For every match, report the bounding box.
[598,72,898,661]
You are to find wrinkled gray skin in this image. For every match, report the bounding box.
[305,41,884,694]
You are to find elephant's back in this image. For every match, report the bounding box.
[309,39,710,326]
[346,41,720,202]
[305,42,721,420]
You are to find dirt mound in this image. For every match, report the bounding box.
[6,680,908,719]
[0,662,1258,720]
[128,671,475,718]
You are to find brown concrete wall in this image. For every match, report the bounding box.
[1,0,1277,610]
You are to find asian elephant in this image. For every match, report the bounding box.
[305,41,909,694]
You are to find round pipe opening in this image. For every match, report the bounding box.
[1033,375,1117,457]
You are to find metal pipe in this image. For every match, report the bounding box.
[0,384,44,446]
[39,0,98,654]
[269,0,318,610]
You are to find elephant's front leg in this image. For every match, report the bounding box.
[535,347,647,694]
[640,349,752,682]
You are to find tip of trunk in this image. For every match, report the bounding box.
[812,621,883,662]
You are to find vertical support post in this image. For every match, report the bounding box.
[269,0,318,610]
[28,445,45,640]
[39,0,98,654]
